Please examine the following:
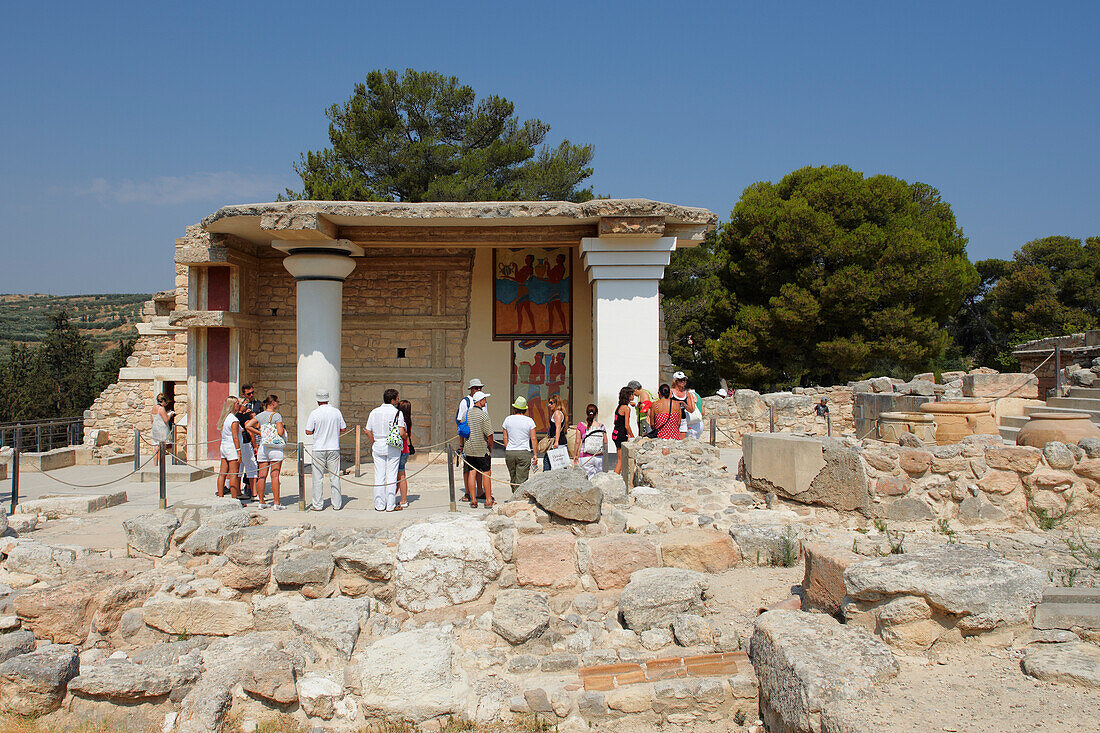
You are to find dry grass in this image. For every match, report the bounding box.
[0,717,159,733]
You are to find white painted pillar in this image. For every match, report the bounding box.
[581,236,677,440]
[282,251,356,452]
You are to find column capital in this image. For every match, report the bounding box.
[580,236,677,282]
[282,250,357,283]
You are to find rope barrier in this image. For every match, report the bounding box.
[33,453,159,489]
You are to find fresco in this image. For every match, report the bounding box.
[494,248,571,338]
[512,339,570,433]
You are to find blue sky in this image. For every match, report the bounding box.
[1,1,1096,294]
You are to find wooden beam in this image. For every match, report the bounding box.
[338,224,595,246]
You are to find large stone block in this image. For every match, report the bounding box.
[0,644,79,715]
[742,434,869,513]
[141,594,254,636]
[514,533,577,589]
[962,373,1038,400]
[619,567,708,631]
[658,528,741,573]
[356,628,464,722]
[394,514,501,612]
[751,610,897,733]
[802,542,861,615]
[587,535,659,590]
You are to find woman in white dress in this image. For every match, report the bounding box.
[150,393,174,465]
[216,397,242,499]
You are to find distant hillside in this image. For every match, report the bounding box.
[0,293,150,360]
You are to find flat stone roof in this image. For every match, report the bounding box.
[203,198,717,229]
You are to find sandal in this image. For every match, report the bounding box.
[470,501,478,508]
[393,505,404,511]
[484,500,495,508]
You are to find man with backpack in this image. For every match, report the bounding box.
[456,378,485,500]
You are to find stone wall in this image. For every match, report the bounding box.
[702,386,854,447]
[860,436,1100,525]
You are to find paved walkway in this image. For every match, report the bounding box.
[0,445,742,552]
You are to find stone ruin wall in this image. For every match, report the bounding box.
[702,386,855,447]
[859,436,1100,526]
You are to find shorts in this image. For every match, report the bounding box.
[257,445,284,463]
[612,430,627,448]
[399,452,409,471]
[463,454,491,474]
[220,445,239,461]
[239,443,258,478]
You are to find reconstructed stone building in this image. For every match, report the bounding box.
[85,200,716,461]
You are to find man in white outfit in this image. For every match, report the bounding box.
[304,388,346,511]
[364,388,407,512]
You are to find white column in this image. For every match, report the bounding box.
[282,252,356,451]
[581,236,677,433]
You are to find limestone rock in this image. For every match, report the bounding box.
[671,614,715,646]
[1043,441,1076,470]
[356,628,464,722]
[4,539,83,580]
[242,650,298,704]
[751,610,898,733]
[204,508,251,530]
[290,597,370,658]
[730,524,804,566]
[93,575,160,635]
[273,550,335,587]
[394,514,501,612]
[586,535,659,590]
[0,632,36,665]
[142,594,254,636]
[844,545,1045,632]
[0,643,79,715]
[514,533,577,588]
[68,662,190,700]
[985,446,1041,473]
[589,471,628,504]
[14,577,99,644]
[1021,642,1100,688]
[123,512,179,557]
[957,495,1007,524]
[658,528,741,573]
[491,589,550,644]
[1078,437,1100,458]
[334,538,396,581]
[297,675,343,719]
[518,467,603,522]
[180,526,243,555]
[619,567,708,631]
[879,496,934,521]
[802,542,861,615]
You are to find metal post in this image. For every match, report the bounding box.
[297,443,306,511]
[621,443,631,489]
[1054,344,1062,396]
[10,448,19,514]
[446,444,457,512]
[134,428,140,471]
[709,417,717,446]
[354,427,361,478]
[35,425,41,453]
[14,426,22,454]
[827,413,832,437]
[170,425,181,465]
[158,443,167,510]
[601,438,609,473]
[769,404,776,433]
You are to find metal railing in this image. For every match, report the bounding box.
[0,417,84,453]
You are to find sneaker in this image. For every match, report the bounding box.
[272,504,286,511]
[256,502,268,509]
[385,506,396,512]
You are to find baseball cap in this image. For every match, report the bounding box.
[315,388,330,402]
[472,390,491,402]
[468,378,484,389]
[673,371,687,380]
[512,396,528,410]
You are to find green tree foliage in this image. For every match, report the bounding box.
[963,236,1100,368]
[704,166,977,388]
[285,69,595,203]
[94,338,136,394]
[0,311,99,422]
[660,233,732,393]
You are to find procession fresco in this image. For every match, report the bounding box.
[493,248,571,338]
[511,339,570,433]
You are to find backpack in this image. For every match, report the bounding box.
[455,396,472,439]
[582,426,606,455]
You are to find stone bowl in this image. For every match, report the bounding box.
[878,411,935,444]
[1016,412,1100,448]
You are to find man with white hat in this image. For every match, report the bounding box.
[455,377,485,467]
[304,388,346,511]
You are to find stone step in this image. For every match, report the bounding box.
[99,453,135,466]
[1066,386,1100,399]
[1043,587,1100,605]
[1047,395,1100,412]
[13,491,128,518]
[998,426,1020,444]
[1000,415,1029,428]
[1033,602,1100,630]
[1023,405,1100,424]
[138,465,212,483]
